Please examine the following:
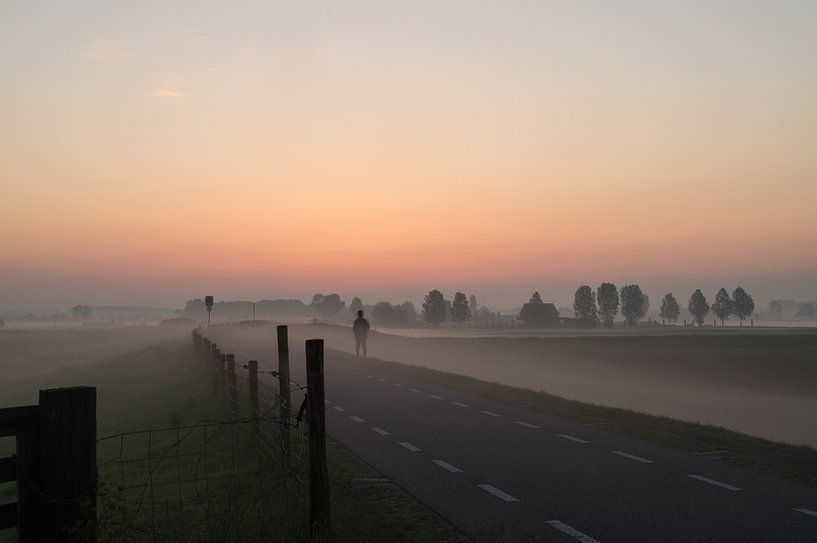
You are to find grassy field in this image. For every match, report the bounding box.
[0,328,467,542]
[335,349,817,487]
[280,323,817,447]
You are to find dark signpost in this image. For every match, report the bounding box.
[205,295,214,326]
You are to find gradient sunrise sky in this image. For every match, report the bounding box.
[2,1,816,310]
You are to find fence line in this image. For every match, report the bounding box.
[93,326,328,542]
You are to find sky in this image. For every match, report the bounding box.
[2,1,817,311]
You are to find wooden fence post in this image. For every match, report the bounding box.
[219,354,227,399]
[248,360,259,442]
[277,326,291,470]
[38,387,96,542]
[306,339,330,534]
[226,354,238,417]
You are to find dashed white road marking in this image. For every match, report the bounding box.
[409,388,423,393]
[792,507,817,518]
[429,394,444,400]
[687,474,742,491]
[612,451,653,463]
[365,375,374,378]
[372,427,391,436]
[332,406,346,412]
[451,401,470,408]
[378,378,387,383]
[480,410,501,417]
[546,520,600,543]
[349,416,366,423]
[515,421,540,429]
[432,459,463,473]
[557,434,589,444]
[398,441,422,452]
[392,383,403,388]
[478,484,518,502]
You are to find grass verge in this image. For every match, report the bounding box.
[1,338,467,542]
[338,349,817,488]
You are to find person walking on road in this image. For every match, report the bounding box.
[353,310,370,358]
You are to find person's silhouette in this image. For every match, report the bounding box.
[353,310,370,358]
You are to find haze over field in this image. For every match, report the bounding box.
[2,1,817,310]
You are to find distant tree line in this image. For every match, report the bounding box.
[176,284,763,329]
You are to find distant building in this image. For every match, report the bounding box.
[518,303,560,327]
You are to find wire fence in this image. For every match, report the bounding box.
[94,333,311,542]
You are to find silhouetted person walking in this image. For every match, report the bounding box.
[353,310,370,358]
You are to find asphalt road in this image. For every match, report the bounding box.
[210,326,817,542]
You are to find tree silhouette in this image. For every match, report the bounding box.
[732,287,755,326]
[450,292,471,326]
[349,297,363,314]
[768,300,783,318]
[620,284,647,326]
[573,286,598,326]
[400,301,418,322]
[597,282,619,328]
[659,293,681,323]
[688,289,710,326]
[422,289,447,327]
[310,293,346,318]
[529,291,543,304]
[71,304,93,320]
[712,287,733,326]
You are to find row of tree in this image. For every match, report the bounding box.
[568,284,755,327]
[570,283,649,327]
[687,287,755,326]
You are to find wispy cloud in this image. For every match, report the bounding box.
[82,41,130,60]
[150,88,185,97]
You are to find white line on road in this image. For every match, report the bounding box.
[366,375,373,378]
[409,388,423,393]
[480,410,501,417]
[432,460,463,473]
[792,507,817,518]
[398,441,422,452]
[557,434,589,444]
[378,378,387,383]
[478,484,518,502]
[451,402,469,408]
[392,383,403,388]
[611,451,653,463]
[332,406,346,412]
[546,520,600,543]
[372,427,391,436]
[429,394,444,400]
[349,416,366,423]
[687,474,743,491]
[515,421,540,429]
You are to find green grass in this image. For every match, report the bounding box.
[1,335,467,542]
[337,349,817,488]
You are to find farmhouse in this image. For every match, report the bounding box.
[518,302,561,327]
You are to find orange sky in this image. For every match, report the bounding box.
[2,2,817,309]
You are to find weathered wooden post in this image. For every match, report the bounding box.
[226,354,238,416]
[305,339,330,534]
[248,360,259,442]
[38,387,96,542]
[0,405,39,540]
[219,354,228,399]
[277,325,291,470]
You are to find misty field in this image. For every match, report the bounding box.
[271,324,817,448]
